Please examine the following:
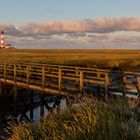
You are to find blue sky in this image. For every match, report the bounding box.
[1,0,140,24]
[0,0,140,49]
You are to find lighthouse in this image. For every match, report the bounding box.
[1,31,5,48]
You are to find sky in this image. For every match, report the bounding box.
[0,0,140,49]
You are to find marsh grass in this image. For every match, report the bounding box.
[5,97,140,140]
[0,49,140,68]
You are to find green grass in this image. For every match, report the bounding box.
[5,97,140,140]
[0,49,140,68]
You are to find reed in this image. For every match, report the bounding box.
[6,97,140,140]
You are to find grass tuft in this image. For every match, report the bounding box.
[5,97,140,140]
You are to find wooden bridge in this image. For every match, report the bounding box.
[0,61,139,96]
[0,61,140,120]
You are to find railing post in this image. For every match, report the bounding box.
[14,64,16,82]
[26,65,30,85]
[97,71,100,78]
[58,68,62,94]
[96,71,100,85]
[123,75,127,96]
[105,73,109,98]
[76,68,79,76]
[80,71,84,92]
[42,65,45,89]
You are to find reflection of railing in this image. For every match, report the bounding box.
[0,62,139,98]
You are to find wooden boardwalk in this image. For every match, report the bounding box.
[0,61,139,97]
[0,61,140,121]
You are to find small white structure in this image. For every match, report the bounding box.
[5,44,12,48]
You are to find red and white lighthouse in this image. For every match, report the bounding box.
[1,31,5,48]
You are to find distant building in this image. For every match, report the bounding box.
[0,31,14,48]
[5,44,12,48]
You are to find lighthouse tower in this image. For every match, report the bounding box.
[1,31,5,48]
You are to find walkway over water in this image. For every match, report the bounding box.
[0,61,140,122]
[0,61,139,97]
[0,62,140,95]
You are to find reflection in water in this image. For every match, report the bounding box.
[19,98,67,122]
[0,94,67,137]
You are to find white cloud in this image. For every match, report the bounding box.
[1,17,140,49]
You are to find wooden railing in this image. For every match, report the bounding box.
[0,62,139,98]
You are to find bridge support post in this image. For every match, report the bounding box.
[66,95,70,107]
[0,81,3,95]
[136,77,140,106]
[40,92,44,121]
[136,77,140,95]
[14,85,17,111]
[4,63,6,82]
[105,86,109,99]
[30,90,34,121]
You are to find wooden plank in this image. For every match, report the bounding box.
[125,85,138,90]
[45,74,79,81]
[16,70,26,73]
[84,79,106,85]
[84,76,106,81]
[124,81,136,84]
[45,82,77,90]
[0,79,68,95]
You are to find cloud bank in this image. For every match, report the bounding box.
[1,17,140,49]
[1,17,140,36]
